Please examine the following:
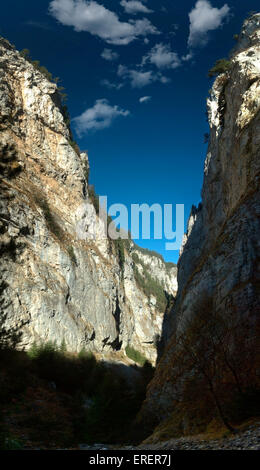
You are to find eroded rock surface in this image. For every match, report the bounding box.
[0,37,177,365]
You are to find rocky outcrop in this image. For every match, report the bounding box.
[141,14,260,423]
[0,37,177,365]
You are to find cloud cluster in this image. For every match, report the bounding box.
[73,99,130,135]
[114,42,179,89]
[188,0,230,47]
[48,1,232,133]
[100,79,123,90]
[120,1,153,15]
[142,43,181,69]
[101,48,119,61]
[118,64,169,88]
[49,0,159,45]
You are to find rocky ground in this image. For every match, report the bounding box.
[76,423,260,451]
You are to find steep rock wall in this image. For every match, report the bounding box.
[0,37,177,365]
[141,14,260,423]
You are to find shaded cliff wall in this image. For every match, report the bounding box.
[141,14,260,427]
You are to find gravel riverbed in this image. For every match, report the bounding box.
[77,423,260,451]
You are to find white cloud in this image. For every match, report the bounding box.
[49,0,159,45]
[118,65,152,87]
[182,52,194,61]
[100,79,123,90]
[128,70,154,87]
[142,43,181,69]
[120,1,153,15]
[101,48,119,61]
[73,99,130,135]
[139,96,151,103]
[160,75,171,84]
[188,0,230,47]
[118,64,169,88]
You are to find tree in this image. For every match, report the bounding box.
[174,294,260,432]
[177,300,235,432]
[208,59,231,77]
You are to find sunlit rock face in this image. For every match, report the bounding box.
[0,37,177,365]
[141,14,260,419]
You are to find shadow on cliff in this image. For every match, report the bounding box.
[0,339,154,449]
[138,292,260,442]
[155,292,176,364]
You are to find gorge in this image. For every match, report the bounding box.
[0,12,259,450]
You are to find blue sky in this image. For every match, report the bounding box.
[1,0,259,263]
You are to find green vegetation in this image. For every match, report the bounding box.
[19,49,59,84]
[0,143,22,179]
[88,185,100,214]
[133,243,165,263]
[125,346,148,367]
[19,49,80,155]
[114,238,126,271]
[0,336,154,448]
[77,348,95,361]
[247,10,258,17]
[208,58,231,77]
[133,243,176,270]
[67,246,77,265]
[34,196,64,240]
[0,424,23,450]
[132,253,168,312]
[165,261,177,272]
[82,157,89,183]
[69,139,81,157]
[113,238,131,273]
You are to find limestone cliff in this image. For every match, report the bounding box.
[0,37,177,365]
[141,14,260,428]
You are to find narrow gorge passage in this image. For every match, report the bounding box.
[0,7,259,452]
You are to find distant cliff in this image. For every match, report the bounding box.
[0,37,177,365]
[140,13,260,437]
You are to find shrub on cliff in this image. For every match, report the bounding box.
[19,49,57,83]
[88,185,99,214]
[0,143,22,179]
[67,245,77,265]
[19,48,80,152]
[33,195,66,242]
[114,237,131,272]
[125,346,148,367]
[208,58,231,77]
